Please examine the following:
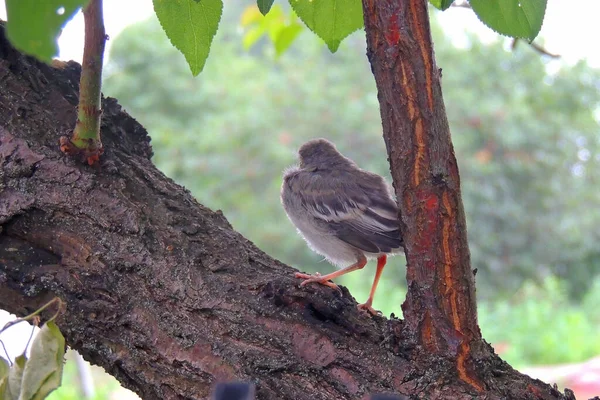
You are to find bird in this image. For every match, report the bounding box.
[280,138,403,315]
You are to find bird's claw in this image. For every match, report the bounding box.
[358,302,382,316]
[294,272,342,293]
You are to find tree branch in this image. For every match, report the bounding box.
[0,24,409,399]
[0,20,573,400]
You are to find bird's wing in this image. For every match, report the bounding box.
[289,170,402,254]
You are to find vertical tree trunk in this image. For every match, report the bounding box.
[362,0,482,391]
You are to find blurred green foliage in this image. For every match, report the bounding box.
[480,275,600,366]
[103,2,600,366]
[46,352,120,400]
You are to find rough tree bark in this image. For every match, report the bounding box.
[0,16,578,400]
[362,0,482,390]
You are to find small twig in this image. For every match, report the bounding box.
[0,297,65,335]
[450,2,560,59]
[23,322,38,355]
[1,339,11,365]
[60,0,106,165]
[0,298,64,364]
[512,38,560,58]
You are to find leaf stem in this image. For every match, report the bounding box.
[60,0,106,165]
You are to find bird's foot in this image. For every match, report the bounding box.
[294,272,341,293]
[357,302,382,316]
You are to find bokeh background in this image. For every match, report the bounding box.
[1,0,599,399]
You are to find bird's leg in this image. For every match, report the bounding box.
[358,255,387,315]
[295,255,368,292]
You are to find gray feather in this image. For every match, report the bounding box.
[281,138,403,265]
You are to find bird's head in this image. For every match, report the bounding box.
[298,138,353,170]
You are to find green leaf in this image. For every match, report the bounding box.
[4,0,89,63]
[0,356,9,398]
[290,0,363,53]
[19,322,65,400]
[241,5,304,55]
[264,7,288,42]
[153,0,223,76]
[257,0,275,15]
[274,23,303,56]
[240,5,264,26]
[0,357,8,379]
[243,26,267,50]
[6,355,26,400]
[428,0,454,11]
[469,0,547,41]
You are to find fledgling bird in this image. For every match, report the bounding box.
[281,138,403,315]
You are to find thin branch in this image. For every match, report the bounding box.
[23,323,36,355]
[60,0,106,165]
[0,297,64,335]
[512,38,560,58]
[451,2,560,59]
[0,298,64,364]
[1,340,11,365]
